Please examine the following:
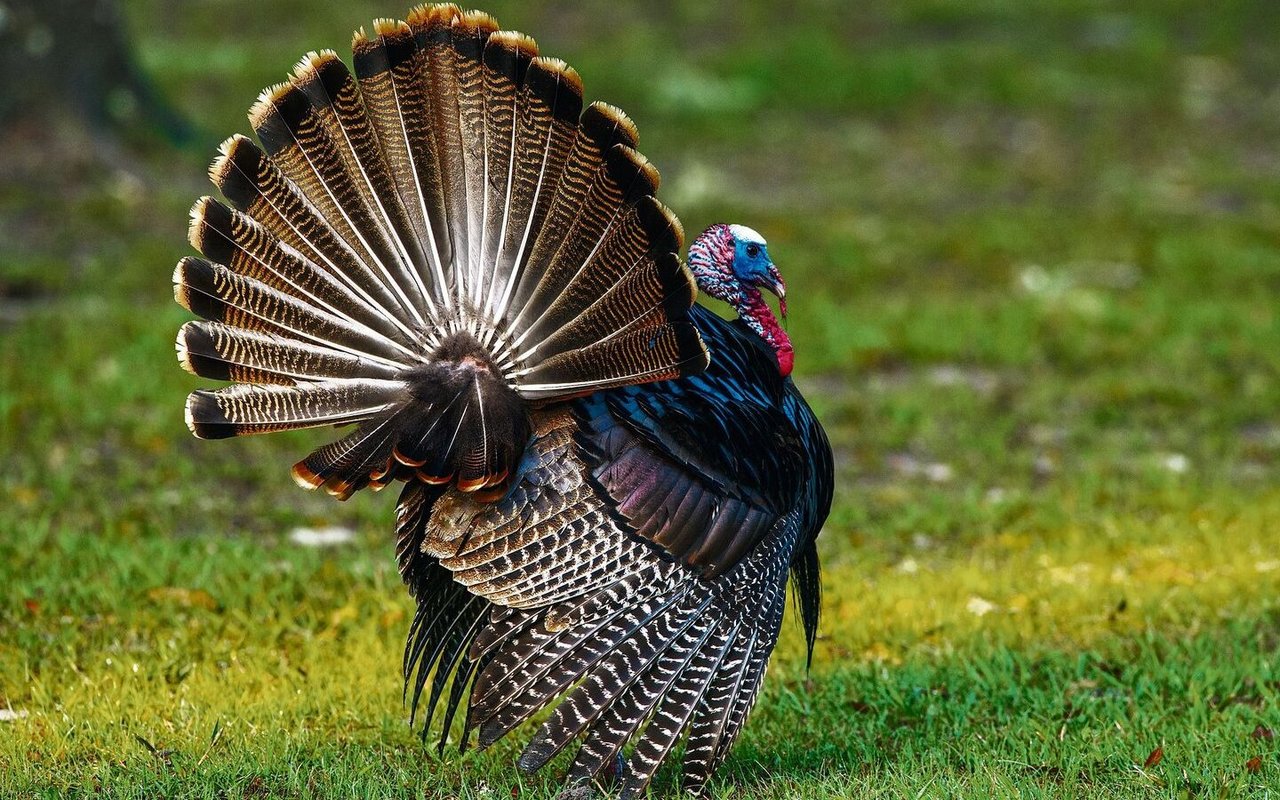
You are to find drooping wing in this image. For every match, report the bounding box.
[581,304,809,578]
[405,306,824,795]
[414,405,805,797]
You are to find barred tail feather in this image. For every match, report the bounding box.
[177,3,707,497]
[184,380,402,439]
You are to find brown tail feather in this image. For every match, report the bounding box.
[176,4,708,496]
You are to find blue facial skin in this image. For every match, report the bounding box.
[732,237,774,287]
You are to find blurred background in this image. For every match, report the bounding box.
[2,0,1279,796]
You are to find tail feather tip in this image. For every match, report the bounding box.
[184,390,234,440]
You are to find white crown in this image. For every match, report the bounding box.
[728,224,766,246]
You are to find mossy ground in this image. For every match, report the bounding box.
[2,1,1279,797]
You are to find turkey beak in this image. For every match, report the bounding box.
[756,263,787,319]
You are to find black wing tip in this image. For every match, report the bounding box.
[290,49,350,107]
[484,30,538,81]
[605,144,660,205]
[527,57,584,124]
[209,135,264,210]
[172,256,225,322]
[187,196,236,264]
[248,81,311,156]
[353,20,415,76]
[654,253,698,321]
[407,3,460,44]
[673,321,711,378]
[517,734,557,772]
[450,9,500,59]
[176,321,232,382]
[581,101,639,150]
[477,718,506,749]
[635,196,684,255]
[557,783,596,800]
[184,390,235,439]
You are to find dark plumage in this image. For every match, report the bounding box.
[174,5,832,797]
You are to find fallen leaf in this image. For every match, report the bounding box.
[1143,746,1163,768]
[323,603,359,636]
[1252,725,1274,740]
[860,641,902,665]
[146,587,219,610]
[1245,755,1262,773]
[379,605,405,629]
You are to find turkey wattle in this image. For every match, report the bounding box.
[173,5,833,797]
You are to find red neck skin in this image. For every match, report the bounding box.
[740,288,794,377]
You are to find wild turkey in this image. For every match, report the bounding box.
[173,4,833,797]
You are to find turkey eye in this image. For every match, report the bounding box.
[746,244,759,258]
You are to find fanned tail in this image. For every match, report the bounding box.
[176,4,709,496]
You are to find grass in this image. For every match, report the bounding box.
[3,0,1280,796]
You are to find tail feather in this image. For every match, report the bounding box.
[507,135,655,346]
[503,101,637,337]
[477,31,536,323]
[173,256,410,366]
[352,20,452,304]
[518,319,705,398]
[177,321,399,385]
[249,77,431,328]
[293,413,407,498]
[447,11,499,312]
[530,251,694,361]
[514,195,684,358]
[292,50,438,316]
[210,135,422,345]
[188,197,410,346]
[411,4,470,312]
[488,56,583,323]
[177,3,708,496]
[184,379,401,439]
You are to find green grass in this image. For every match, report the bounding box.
[3,0,1280,797]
